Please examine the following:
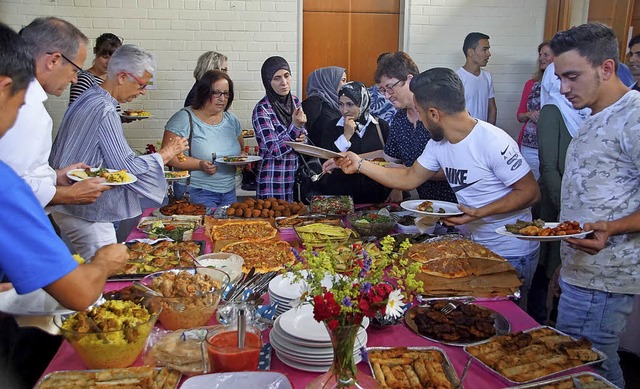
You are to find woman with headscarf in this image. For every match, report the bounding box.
[252,56,307,201]
[301,66,346,146]
[319,82,391,203]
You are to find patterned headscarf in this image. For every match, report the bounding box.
[338,81,371,125]
[261,56,295,128]
[306,66,346,112]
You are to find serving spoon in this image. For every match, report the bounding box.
[311,171,326,182]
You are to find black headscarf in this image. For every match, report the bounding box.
[261,56,295,128]
[338,81,371,125]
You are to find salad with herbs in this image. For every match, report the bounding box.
[146,221,191,241]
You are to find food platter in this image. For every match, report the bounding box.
[67,168,137,186]
[366,347,460,389]
[400,199,463,217]
[120,110,151,120]
[404,303,510,347]
[464,326,607,384]
[35,367,180,389]
[215,155,261,166]
[504,371,617,388]
[496,223,592,241]
[120,114,151,120]
[284,141,343,159]
[309,195,354,215]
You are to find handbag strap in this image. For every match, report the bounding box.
[374,122,385,148]
[181,108,195,200]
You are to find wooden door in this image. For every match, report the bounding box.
[302,0,400,98]
[587,0,633,60]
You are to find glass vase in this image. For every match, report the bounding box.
[306,323,380,389]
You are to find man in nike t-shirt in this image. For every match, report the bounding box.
[330,68,540,304]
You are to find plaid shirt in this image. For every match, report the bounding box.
[252,95,306,201]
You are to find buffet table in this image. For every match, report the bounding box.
[41,208,567,388]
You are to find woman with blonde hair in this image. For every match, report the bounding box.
[184,51,228,107]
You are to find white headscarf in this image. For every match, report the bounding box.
[540,63,590,137]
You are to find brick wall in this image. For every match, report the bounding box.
[0,0,545,149]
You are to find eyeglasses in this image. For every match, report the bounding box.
[46,52,83,74]
[378,79,404,95]
[124,72,148,91]
[212,90,230,99]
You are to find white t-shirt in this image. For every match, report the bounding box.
[0,79,57,209]
[455,67,495,122]
[416,120,538,257]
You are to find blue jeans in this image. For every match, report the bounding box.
[173,184,236,209]
[556,278,635,388]
[503,248,539,309]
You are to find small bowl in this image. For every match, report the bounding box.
[195,253,244,283]
[141,268,230,330]
[347,212,399,239]
[54,299,161,369]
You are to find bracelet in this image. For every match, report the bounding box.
[356,158,365,174]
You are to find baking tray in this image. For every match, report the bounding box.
[505,371,618,388]
[35,367,181,389]
[309,195,354,215]
[366,346,461,388]
[137,215,203,230]
[108,240,205,281]
[404,302,511,346]
[275,215,343,232]
[293,223,357,249]
[463,326,607,385]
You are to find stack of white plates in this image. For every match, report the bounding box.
[269,305,369,372]
[268,272,333,317]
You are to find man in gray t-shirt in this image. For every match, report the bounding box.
[551,23,640,388]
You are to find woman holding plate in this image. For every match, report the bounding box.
[162,70,244,208]
[319,81,391,203]
[252,56,307,202]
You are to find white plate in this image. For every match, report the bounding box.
[66,168,137,186]
[268,272,333,301]
[120,113,151,120]
[400,199,463,216]
[164,171,190,181]
[271,322,368,356]
[215,155,262,166]
[285,142,343,159]
[278,305,369,343]
[495,223,592,241]
[0,289,74,316]
[181,372,292,389]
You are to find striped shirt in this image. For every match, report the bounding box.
[69,70,121,113]
[50,85,166,222]
[252,95,306,202]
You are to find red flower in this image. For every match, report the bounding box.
[327,319,339,330]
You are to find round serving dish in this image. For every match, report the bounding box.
[347,212,399,239]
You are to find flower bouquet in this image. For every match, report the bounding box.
[289,236,423,388]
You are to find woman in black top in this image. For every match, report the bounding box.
[301,66,346,146]
[319,81,391,204]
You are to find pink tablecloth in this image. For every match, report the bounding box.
[42,208,550,388]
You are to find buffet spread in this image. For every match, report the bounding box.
[31,196,607,389]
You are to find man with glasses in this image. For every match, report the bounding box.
[456,32,497,124]
[0,17,111,210]
[374,51,456,203]
[49,44,189,259]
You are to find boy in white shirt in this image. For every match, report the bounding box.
[456,32,497,124]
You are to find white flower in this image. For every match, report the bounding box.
[385,289,404,319]
[291,281,313,308]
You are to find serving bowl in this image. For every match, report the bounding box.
[195,253,244,283]
[347,212,399,239]
[54,299,161,368]
[140,267,230,330]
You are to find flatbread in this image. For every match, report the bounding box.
[211,220,277,241]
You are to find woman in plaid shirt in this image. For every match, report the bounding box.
[252,56,307,201]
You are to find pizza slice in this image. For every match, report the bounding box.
[420,257,469,279]
[211,220,277,241]
[460,241,505,262]
[220,240,295,272]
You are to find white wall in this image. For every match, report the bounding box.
[0,0,545,150]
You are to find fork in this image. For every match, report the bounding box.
[311,171,326,182]
[440,302,457,315]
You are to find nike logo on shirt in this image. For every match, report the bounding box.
[445,167,481,193]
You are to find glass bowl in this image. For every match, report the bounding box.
[54,299,161,369]
[140,267,230,330]
[347,212,399,239]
